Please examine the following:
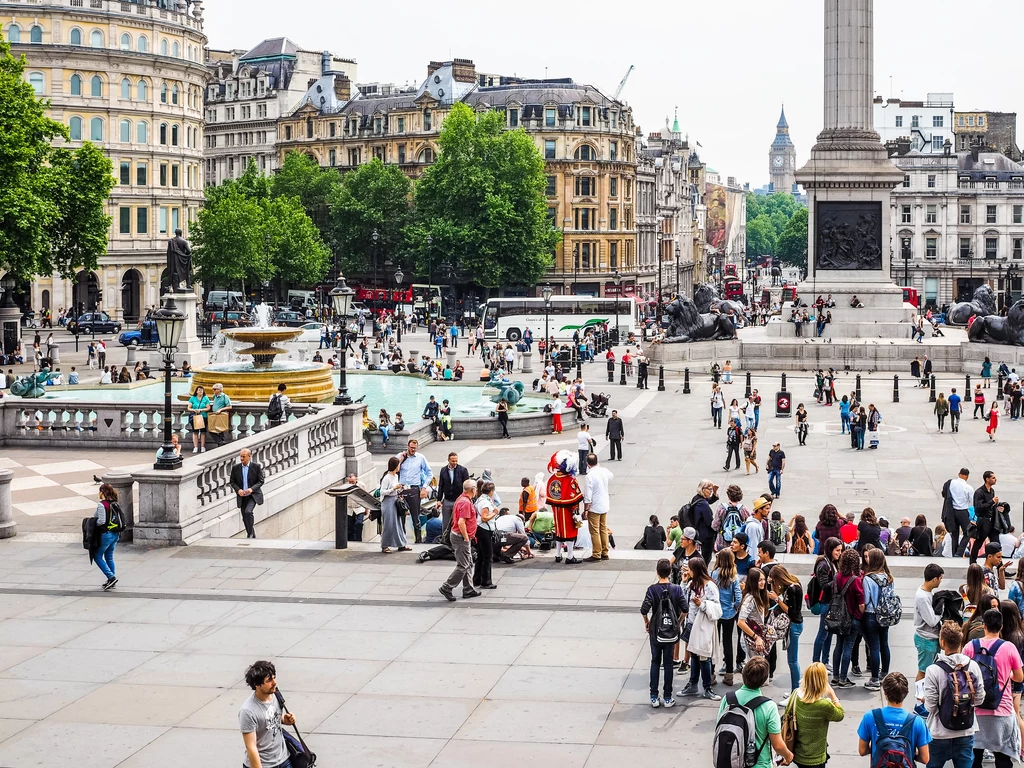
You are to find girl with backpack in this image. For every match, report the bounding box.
[789,515,813,555]
[862,549,895,692]
[737,567,772,660]
[769,566,805,699]
[676,557,722,701]
[784,662,845,768]
[812,537,842,668]
[768,510,788,553]
[712,484,750,551]
[713,549,743,687]
[93,484,124,590]
[829,548,864,688]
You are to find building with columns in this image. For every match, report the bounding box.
[3,0,207,322]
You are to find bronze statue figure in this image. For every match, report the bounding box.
[947,285,997,326]
[656,296,737,343]
[967,299,1024,346]
[166,228,193,291]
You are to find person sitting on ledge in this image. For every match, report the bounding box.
[850,295,864,308]
[826,294,836,308]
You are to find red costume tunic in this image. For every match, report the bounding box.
[546,471,582,541]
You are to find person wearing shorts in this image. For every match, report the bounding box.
[913,563,943,681]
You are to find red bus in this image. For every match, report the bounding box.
[781,286,799,305]
[724,264,738,279]
[900,287,920,308]
[723,280,746,302]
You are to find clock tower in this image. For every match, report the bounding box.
[769,106,797,195]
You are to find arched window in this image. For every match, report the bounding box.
[70,74,82,96]
[70,28,82,46]
[160,83,167,103]
[171,124,179,146]
[120,33,130,51]
[90,75,102,97]
[120,77,130,99]
[417,147,435,163]
[172,41,179,57]
[29,72,44,95]
[137,80,147,101]
[160,38,167,56]
[159,123,167,145]
[120,119,131,143]
[90,29,103,48]
[137,35,148,52]
[30,25,41,44]
[69,116,83,140]
[171,84,179,105]
[7,24,20,43]
[136,121,148,144]
[89,116,104,141]
[574,144,597,161]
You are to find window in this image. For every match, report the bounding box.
[987,205,997,224]
[120,32,131,51]
[979,116,985,126]
[119,160,130,185]
[928,175,936,188]
[89,117,103,141]
[986,238,998,259]
[90,29,103,48]
[901,205,912,224]
[172,85,179,105]
[285,125,292,140]
[574,176,594,196]
[69,116,82,140]
[960,205,971,224]
[895,115,903,128]
[574,144,596,161]
[329,149,336,166]
[1014,238,1023,260]
[609,241,618,269]
[609,207,618,230]
[160,83,167,103]
[171,208,179,232]
[397,144,406,164]
[545,108,556,127]
[328,122,335,138]
[1014,205,1023,224]
[960,238,972,259]
[159,163,167,186]
[7,24,19,43]
[160,39,167,56]
[118,77,129,100]
[119,207,131,234]
[544,140,556,159]
[171,124,178,146]
[610,141,617,161]
[70,28,82,46]
[171,165,179,187]
[574,208,595,230]
[159,207,167,234]
[136,161,147,185]
[508,108,518,127]
[581,106,591,126]
[580,242,593,270]
[30,25,41,43]
[137,207,148,234]
[90,75,102,97]
[423,109,431,131]
[926,237,937,259]
[932,136,944,151]
[137,80,147,101]
[159,123,167,145]
[926,205,937,224]
[911,115,920,128]
[397,117,404,133]
[119,119,130,142]
[609,177,618,197]
[137,121,148,144]
[958,115,965,127]
[902,175,911,188]
[172,41,179,57]
[70,74,82,95]
[968,115,976,127]
[28,72,43,95]
[547,206,556,225]
[417,147,434,163]
[933,115,944,128]
[545,175,556,196]
[137,35,148,52]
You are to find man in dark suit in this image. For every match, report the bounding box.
[230,448,264,538]
[436,451,470,534]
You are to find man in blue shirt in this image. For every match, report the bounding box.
[422,396,439,420]
[398,439,433,543]
[948,387,962,433]
[857,672,931,767]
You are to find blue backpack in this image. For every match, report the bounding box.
[870,710,916,768]
[972,639,1006,710]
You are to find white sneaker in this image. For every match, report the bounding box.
[192,447,198,454]
[200,448,206,453]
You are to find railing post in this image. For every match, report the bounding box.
[965,373,971,392]
[856,374,862,403]
[335,495,349,549]
[607,356,615,383]
[619,359,627,386]
[658,365,666,392]
[744,371,752,398]
[893,375,900,403]
[998,372,1005,399]
[929,374,936,403]
[683,367,691,394]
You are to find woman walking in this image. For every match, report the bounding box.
[982,356,993,388]
[473,481,498,589]
[737,567,771,660]
[378,457,409,554]
[861,549,893,692]
[935,392,949,433]
[795,403,809,446]
[830,549,864,688]
[769,565,805,701]
[839,395,851,434]
[93,483,123,590]
[742,427,759,475]
[987,402,1000,441]
[785,662,845,768]
[187,385,211,453]
[973,384,987,419]
[711,385,725,429]
[713,549,743,686]
[496,399,510,439]
[676,556,722,701]
[727,398,742,428]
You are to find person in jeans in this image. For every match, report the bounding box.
[857,673,931,767]
[923,621,985,768]
[641,558,686,708]
[677,556,722,701]
[438,480,480,602]
[812,537,842,670]
[718,656,793,768]
[239,659,297,768]
[862,548,893,692]
[93,483,121,590]
[766,442,785,498]
[830,548,864,688]
[769,565,805,703]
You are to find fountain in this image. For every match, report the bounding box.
[186,304,337,403]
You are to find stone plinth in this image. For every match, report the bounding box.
[147,290,208,369]
[0,469,16,539]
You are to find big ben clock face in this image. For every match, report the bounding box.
[773,156,784,168]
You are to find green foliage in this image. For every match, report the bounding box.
[0,39,112,279]
[329,158,412,274]
[745,191,806,267]
[746,216,777,258]
[776,207,809,269]
[412,103,560,288]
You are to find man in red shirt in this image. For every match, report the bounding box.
[839,512,858,545]
[439,480,480,601]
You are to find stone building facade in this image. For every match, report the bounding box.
[277,58,639,298]
[954,110,1021,162]
[3,0,207,322]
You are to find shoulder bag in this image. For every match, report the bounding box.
[274,690,317,768]
[781,692,798,751]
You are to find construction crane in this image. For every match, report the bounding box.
[613,65,634,100]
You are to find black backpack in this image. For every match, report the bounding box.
[972,639,1007,711]
[679,502,695,531]
[825,577,853,635]
[935,659,977,732]
[653,585,681,645]
[932,590,966,623]
[104,501,126,534]
[267,393,284,421]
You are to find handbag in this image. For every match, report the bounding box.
[781,692,798,751]
[396,494,411,515]
[192,413,205,430]
[208,411,229,433]
[275,691,316,768]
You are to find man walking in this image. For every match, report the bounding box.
[437,451,469,535]
[584,453,613,561]
[606,409,624,461]
[239,660,297,768]
[941,468,973,557]
[576,423,593,476]
[970,471,1000,562]
[398,439,433,543]
[641,558,686,708]
[439,479,480,601]
[767,442,786,498]
[948,387,962,433]
[230,448,264,539]
[723,420,742,471]
[97,339,106,369]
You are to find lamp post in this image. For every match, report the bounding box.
[371,228,379,292]
[674,244,681,298]
[394,264,404,344]
[425,234,433,323]
[612,270,622,344]
[542,282,553,365]
[262,232,271,306]
[330,272,355,406]
[1005,265,1020,310]
[572,243,579,295]
[152,296,186,470]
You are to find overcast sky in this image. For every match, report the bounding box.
[203,0,1021,187]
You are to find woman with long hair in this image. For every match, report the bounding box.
[830,548,864,687]
[814,505,843,550]
[769,565,805,699]
[999,600,1024,742]
[910,514,934,556]
[378,409,392,449]
[713,549,743,687]
[856,507,882,553]
[737,567,771,659]
[964,594,1000,641]
[378,456,409,554]
[935,392,949,433]
[795,402,809,446]
[789,515,813,555]
[812,537,843,669]
[861,549,894,692]
[987,402,1000,441]
[676,556,722,701]
[742,427,759,474]
[959,563,993,616]
[934,523,952,558]
[787,662,845,768]
[853,406,868,450]
[473,481,498,589]
[93,483,121,589]
[187,384,211,453]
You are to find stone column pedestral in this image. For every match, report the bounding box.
[125,345,137,367]
[102,471,135,543]
[445,348,457,371]
[0,469,16,539]
[521,351,534,374]
[132,468,203,545]
[371,349,383,368]
[148,290,208,369]
[49,342,61,365]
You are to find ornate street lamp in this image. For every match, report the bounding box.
[542,282,553,365]
[330,272,355,406]
[612,270,622,344]
[425,234,434,323]
[394,264,404,343]
[152,296,186,470]
[674,244,682,298]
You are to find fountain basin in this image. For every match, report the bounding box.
[187,361,338,403]
[222,327,303,371]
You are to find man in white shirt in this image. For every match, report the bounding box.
[495,509,530,561]
[503,345,515,374]
[942,468,974,557]
[576,423,593,476]
[584,453,613,561]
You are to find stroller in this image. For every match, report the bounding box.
[585,392,610,418]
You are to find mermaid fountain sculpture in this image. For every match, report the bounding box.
[10,369,50,398]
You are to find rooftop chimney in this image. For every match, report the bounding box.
[333,74,351,101]
[322,51,331,76]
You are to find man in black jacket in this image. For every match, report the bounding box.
[921,356,933,387]
[436,451,470,534]
[691,480,719,562]
[230,448,264,538]
[606,410,625,461]
[970,470,1000,562]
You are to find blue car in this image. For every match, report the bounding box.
[118,320,158,347]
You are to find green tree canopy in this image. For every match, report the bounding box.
[746,216,777,258]
[412,103,560,289]
[0,39,112,279]
[776,206,808,269]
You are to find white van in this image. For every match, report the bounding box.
[205,290,244,310]
[287,290,317,309]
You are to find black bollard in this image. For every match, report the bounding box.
[856,374,862,403]
[658,365,666,392]
[929,374,936,403]
[744,371,752,398]
[781,373,787,391]
[620,359,627,386]
[607,357,614,383]
[965,373,971,393]
[576,356,583,381]
[998,373,1005,400]
[893,375,900,403]
[683,367,691,394]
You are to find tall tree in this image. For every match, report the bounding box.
[776,207,809,269]
[273,151,340,239]
[412,103,560,289]
[746,216,777,258]
[0,39,112,279]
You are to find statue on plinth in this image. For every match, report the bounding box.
[166,229,193,292]
[968,300,1024,346]
[656,297,737,344]
[948,285,997,326]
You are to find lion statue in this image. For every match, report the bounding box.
[948,285,997,326]
[660,297,737,343]
[967,299,1024,346]
[693,282,746,319]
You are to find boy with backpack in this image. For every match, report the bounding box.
[857,672,931,768]
[714,656,792,768]
[641,558,687,709]
[922,620,985,768]
[267,383,290,427]
[712,485,750,551]
[915,564,944,682]
[962,609,1024,768]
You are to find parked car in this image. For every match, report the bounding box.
[208,311,251,328]
[297,322,329,343]
[118,320,158,347]
[76,311,122,335]
[273,310,305,328]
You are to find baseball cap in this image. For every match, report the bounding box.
[682,526,697,541]
[753,496,771,513]
[985,542,1002,557]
